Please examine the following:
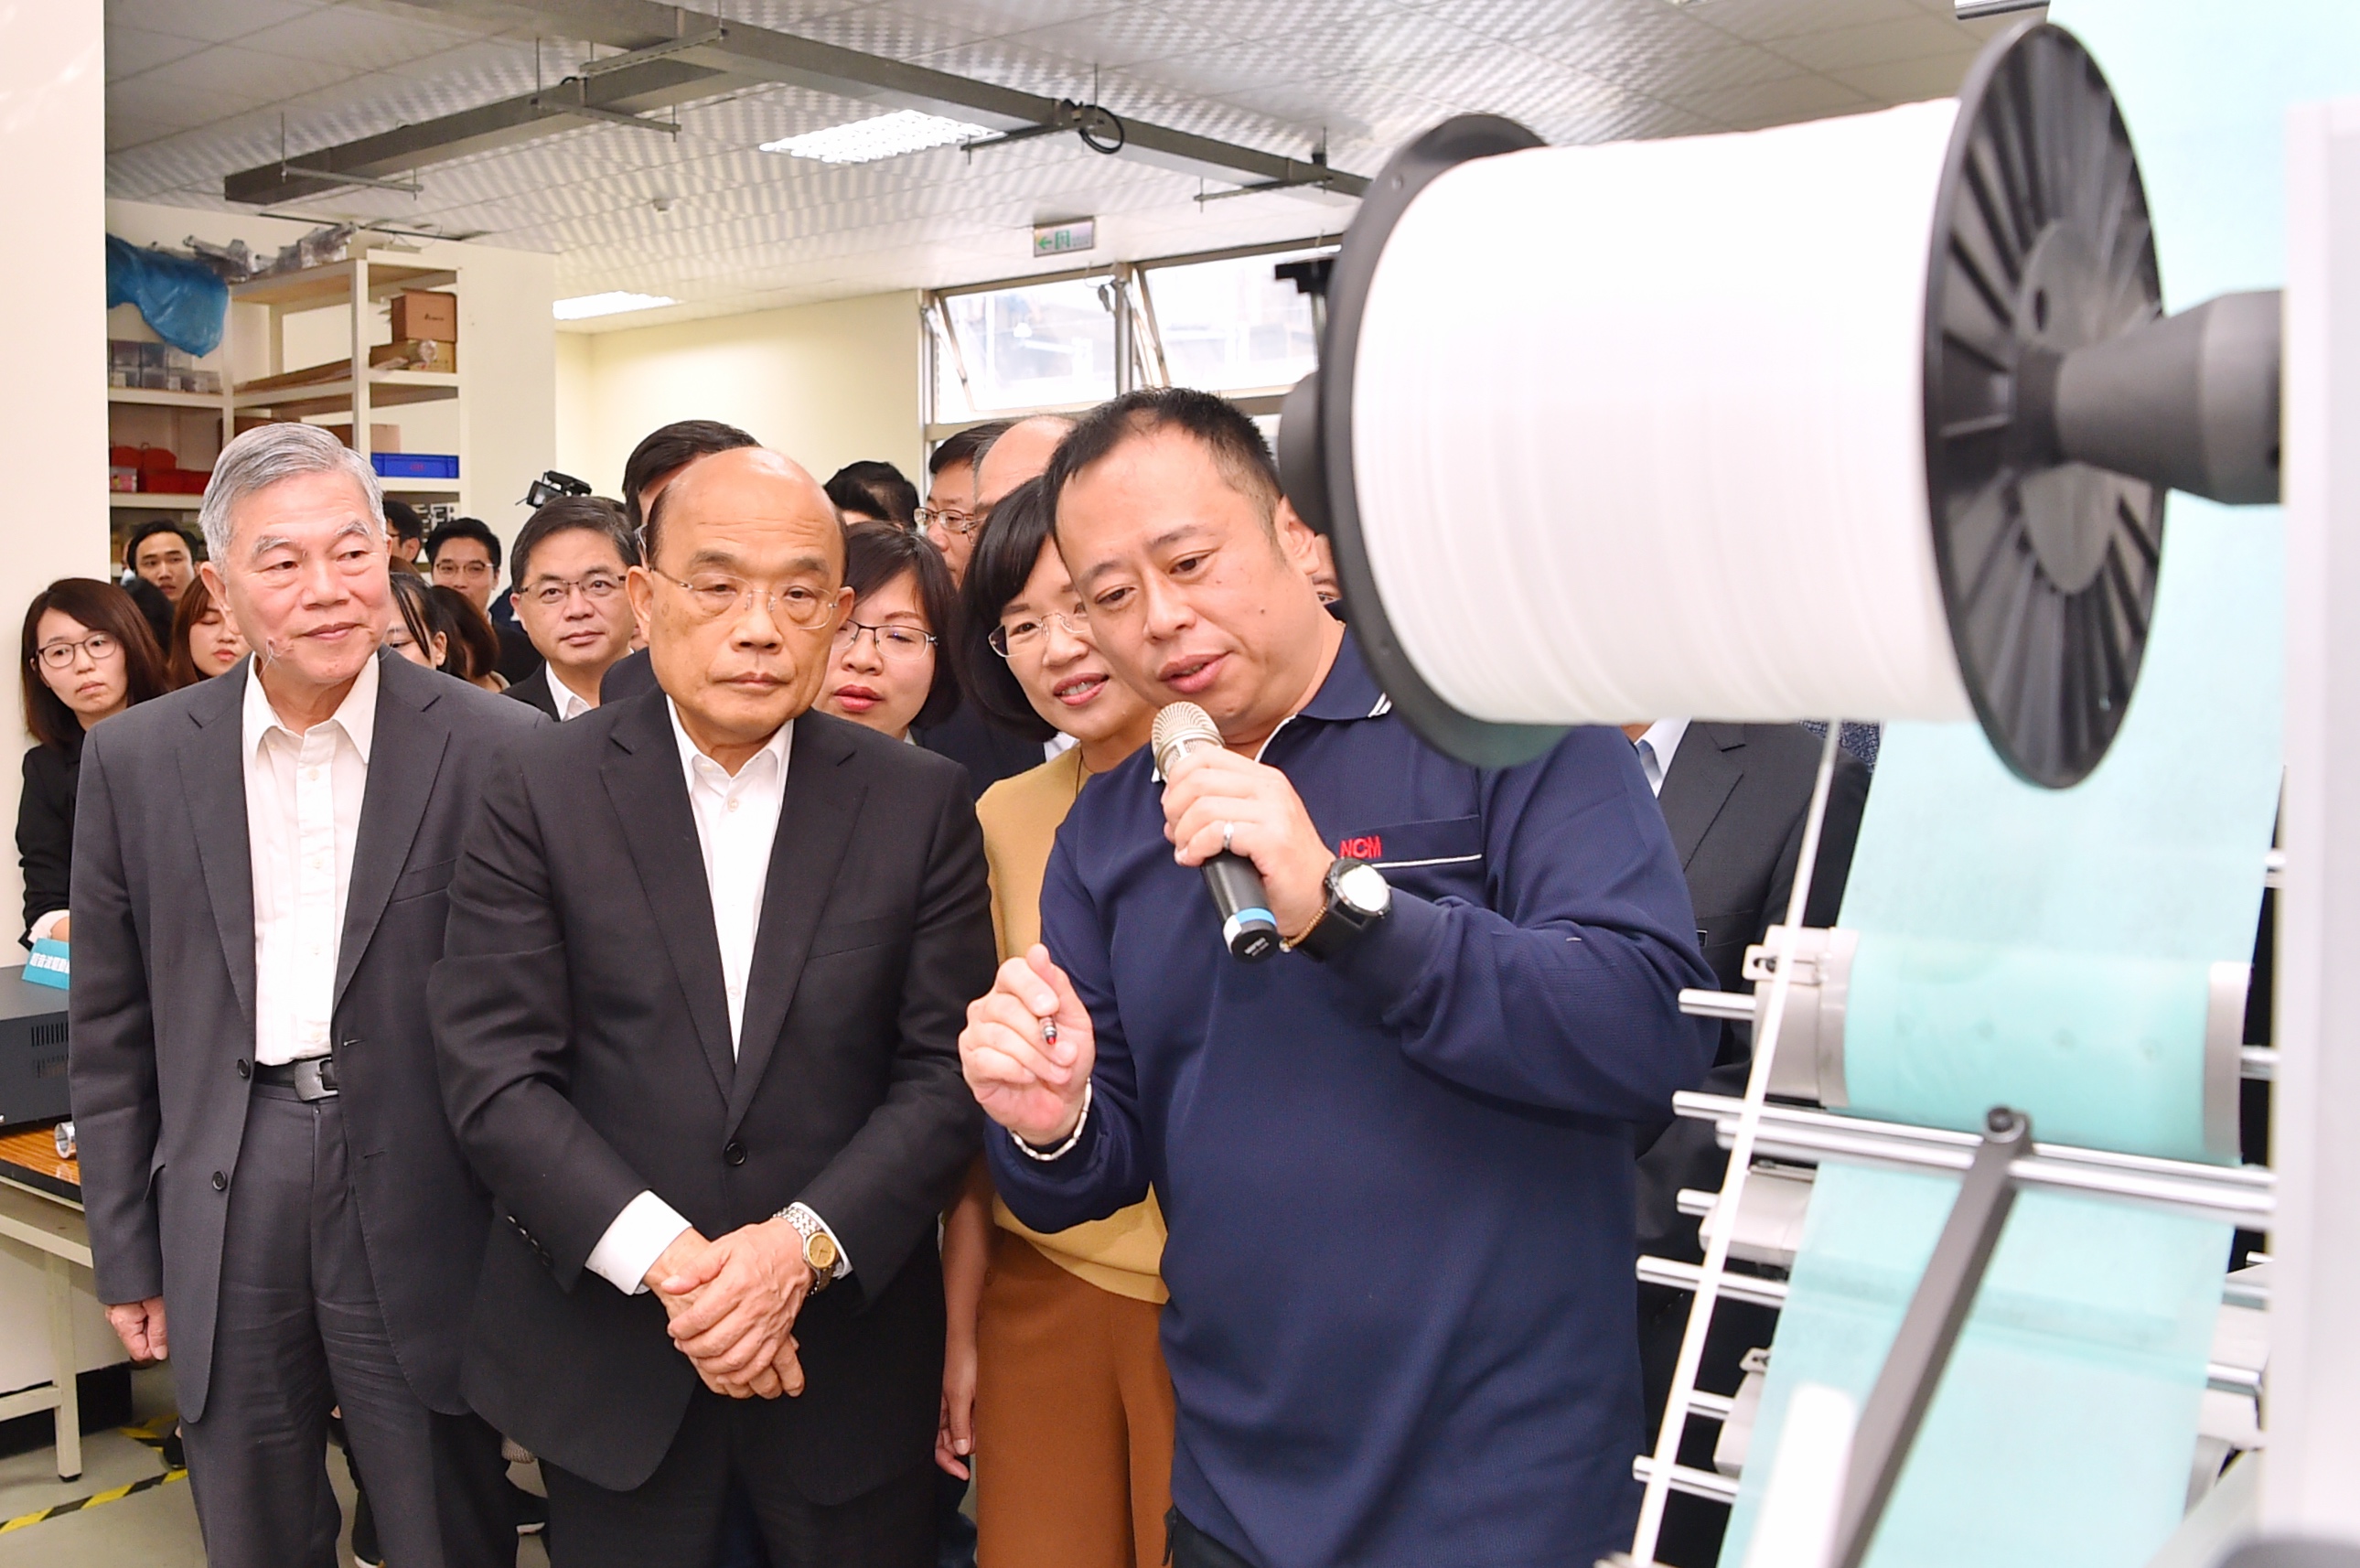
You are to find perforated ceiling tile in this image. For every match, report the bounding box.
[106,26,218,80]
[236,5,505,76]
[1682,0,1928,44]
[1109,38,1325,100]
[108,116,187,155]
[1827,49,1979,102]
[1175,0,1408,39]
[796,5,994,61]
[105,75,277,136]
[1526,8,1765,75]
[1004,5,1245,70]
[1662,69,1874,127]
[1410,0,1700,48]
[108,0,329,47]
[1764,11,1982,71]
[884,0,1131,35]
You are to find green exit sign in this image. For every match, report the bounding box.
[1033,220,1096,256]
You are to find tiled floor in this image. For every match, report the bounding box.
[0,1368,552,1568]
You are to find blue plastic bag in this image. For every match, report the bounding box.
[105,235,228,358]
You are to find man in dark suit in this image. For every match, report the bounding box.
[70,423,539,1567]
[1626,719,1871,1568]
[503,496,639,722]
[433,446,994,1567]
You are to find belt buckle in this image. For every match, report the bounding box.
[292,1056,338,1101]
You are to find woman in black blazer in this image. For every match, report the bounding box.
[17,577,167,946]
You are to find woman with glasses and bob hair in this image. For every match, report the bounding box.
[814,523,962,742]
[17,577,168,946]
[932,476,1171,1568]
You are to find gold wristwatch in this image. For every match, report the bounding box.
[778,1203,842,1292]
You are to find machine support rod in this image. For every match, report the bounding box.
[1831,1107,2030,1568]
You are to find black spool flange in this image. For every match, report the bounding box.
[1282,113,1566,771]
[1922,19,2162,788]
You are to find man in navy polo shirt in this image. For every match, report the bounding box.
[959,389,1716,1568]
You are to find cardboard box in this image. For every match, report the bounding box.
[389,290,456,343]
[327,423,402,452]
[370,338,456,372]
[236,418,400,452]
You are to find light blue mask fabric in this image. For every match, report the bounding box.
[1717,5,2360,1563]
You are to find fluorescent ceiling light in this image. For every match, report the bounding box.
[552,291,678,321]
[760,109,992,165]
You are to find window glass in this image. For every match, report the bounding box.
[1140,248,1331,394]
[928,306,976,425]
[939,277,1115,413]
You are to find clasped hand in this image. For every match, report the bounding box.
[646,1221,811,1399]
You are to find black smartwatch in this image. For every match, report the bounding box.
[1286,857,1392,961]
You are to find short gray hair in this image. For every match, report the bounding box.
[198,422,385,562]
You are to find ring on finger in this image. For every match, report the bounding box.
[1220,820,1235,854]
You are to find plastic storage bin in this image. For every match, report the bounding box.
[370,453,459,480]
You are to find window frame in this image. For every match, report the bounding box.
[920,235,1337,451]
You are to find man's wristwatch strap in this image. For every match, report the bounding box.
[777,1202,849,1291]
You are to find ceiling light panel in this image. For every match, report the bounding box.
[760,110,995,163]
[553,290,679,320]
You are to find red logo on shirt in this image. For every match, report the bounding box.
[1336,835,1383,861]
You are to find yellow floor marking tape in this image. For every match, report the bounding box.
[0,1422,187,1535]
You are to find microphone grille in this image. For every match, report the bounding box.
[1152,702,1220,769]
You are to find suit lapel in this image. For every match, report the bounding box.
[603,694,736,1101]
[336,655,445,1011]
[177,665,258,1027]
[725,718,864,1135]
[1657,724,1745,870]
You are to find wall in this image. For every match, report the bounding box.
[104,199,557,547]
[2,2,109,941]
[554,291,922,501]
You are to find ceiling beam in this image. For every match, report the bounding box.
[223,55,730,204]
[237,0,1367,206]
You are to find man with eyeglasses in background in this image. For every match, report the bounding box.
[428,515,542,684]
[505,496,640,721]
[917,421,1009,585]
[912,417,1075,797]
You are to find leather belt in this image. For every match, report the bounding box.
[253,1056,339,1101]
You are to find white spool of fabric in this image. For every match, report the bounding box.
[1350,101,1976,729]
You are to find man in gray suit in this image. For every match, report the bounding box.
[70,422,540,1567]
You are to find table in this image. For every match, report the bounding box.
[0,1125,91,1480]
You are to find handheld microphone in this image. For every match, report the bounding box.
[1152,703,1281,962]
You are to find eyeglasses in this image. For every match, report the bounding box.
[521,573,626,607]
[648,568,839,628]
[434,558,493,580]
[917,505,982,536]
[832,618,937,660]
[987,611,1088,659]
[33,633,121,671]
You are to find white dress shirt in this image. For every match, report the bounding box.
[584,703,848,1294]
[1634,717,1690,798]
[549,668,597,721]
[243,655,378,1066]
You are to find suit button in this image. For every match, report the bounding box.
[235,1058,251,1079]
[210,1171,227,1191]
[723,1141,746,1166]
